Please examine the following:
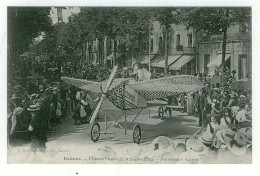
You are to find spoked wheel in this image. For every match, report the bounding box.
[158,106,164,119]
[133,124,141,144]
[91,123,100,142]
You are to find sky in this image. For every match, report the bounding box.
[50,7,81,24]
[34,7,81,42]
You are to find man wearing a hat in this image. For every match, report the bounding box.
[28,104,49,153]
[49,87,59,124]
[196,89,207,127]
[40,88,53,131]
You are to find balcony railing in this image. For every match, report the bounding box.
[183,47,196,54]
[202,32,251,42]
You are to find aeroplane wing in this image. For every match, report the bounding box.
[128,75,204,101]
[61,77,135,94]
[62,75,204,110]
[61,77,99,88]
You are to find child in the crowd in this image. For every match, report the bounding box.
[220,110,231,126]
[206,116,219,135]
[56,101,62,122]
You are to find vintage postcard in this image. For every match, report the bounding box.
[5,4,254,166]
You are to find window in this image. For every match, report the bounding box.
[187,34,192,47]
[238,54,247,79]
[159,37,163,53]
[176,34,180,46]
[204,54,210,74]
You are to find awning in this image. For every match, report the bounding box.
[168,55,182,66]
[105,53,122,60]
[169,55,195,70]
[151,55,165,67]
[136,54,156,64]
[151,55,182,68]
[207,54,231,67]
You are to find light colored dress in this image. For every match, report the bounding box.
[187,95,194,115]
[56,102,62,116]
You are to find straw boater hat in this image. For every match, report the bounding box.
[44,87,53,94]
[80,100,88,106]
[27,104,40,111]
[151,136,173,151]
[146,136,174,160]
[174,142,187,156]
[239,127,252,144]
[223,130,247,156]
[216,129,226,144]
[198,131,213,145]
[185,138,207,154]
[177,139,205,164]
[30,94,38,100]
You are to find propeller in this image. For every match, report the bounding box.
[89,66,118,124]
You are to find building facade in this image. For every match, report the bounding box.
[147,22,197,75]
[198,24,251,80]
[146,21,251,80]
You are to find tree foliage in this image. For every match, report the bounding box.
[41,7,152,67]
[8,7,52,55]
[180,7,251,35]
[179,7,251,72]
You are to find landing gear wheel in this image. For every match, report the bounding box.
[158,106,164,119]
[133,124,141,144]
[91,123,100,142]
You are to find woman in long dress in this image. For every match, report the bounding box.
[186,92,194,115]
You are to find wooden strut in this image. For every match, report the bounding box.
[99,108,144,136]
[125,110,127,135]
[99,111,125,134]
[131,108,144,123]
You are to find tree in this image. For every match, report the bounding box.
[151,8,180,74]
[64,7,151,67]
[39,7,152,69]
[180,7,251,73]
[8,7,52,63]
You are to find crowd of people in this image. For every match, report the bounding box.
[159,68,252,163]
[166,68,252,129]
[8,59,70,150]
[7,59,108,152]
[8,58,252,160]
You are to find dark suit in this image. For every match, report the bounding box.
[49,93,58,110]
[197,93,207,126]
[49,92,58,123]
[30,111,49,152]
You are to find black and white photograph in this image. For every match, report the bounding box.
[3,2,255,167]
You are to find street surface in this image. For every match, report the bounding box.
[8,105,200,164]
